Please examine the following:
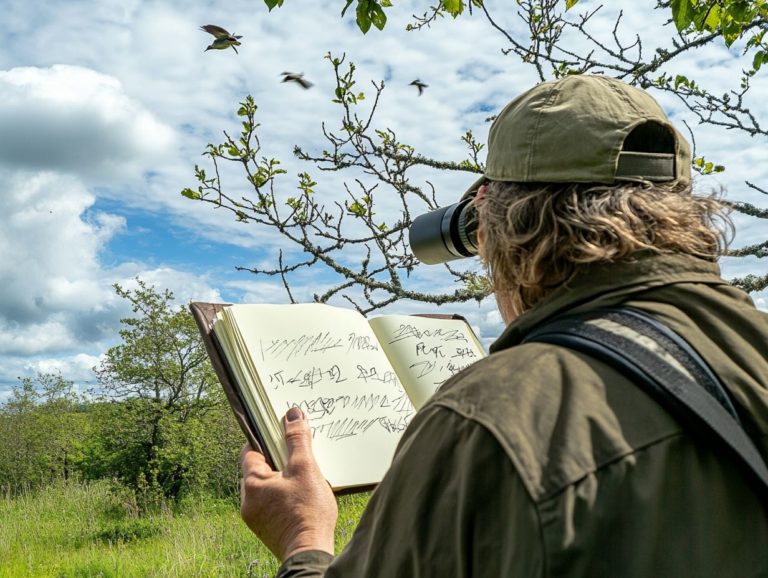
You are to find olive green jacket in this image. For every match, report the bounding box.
[277,253,768,577]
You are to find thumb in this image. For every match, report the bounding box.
[283,407,315,474]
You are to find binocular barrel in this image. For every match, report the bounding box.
[408,199,479,265]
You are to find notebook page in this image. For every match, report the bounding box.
[221,303,415,489]
[369,315,486,410]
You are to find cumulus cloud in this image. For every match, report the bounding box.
[0,65,174,180]
[0,164,223,361]
[25,353,102,383]
[112,267,224,307]
[0,169,120,328]
[0,64,220,386]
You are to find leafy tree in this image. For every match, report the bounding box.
[182,1,768,313]
[92,279,227,498]
[95,279,218,415]
[83,397,243,500]
[0,373,87,492]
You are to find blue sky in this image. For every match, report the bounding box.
[1,0,766,400]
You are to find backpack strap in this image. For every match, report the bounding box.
[522,306,768,501]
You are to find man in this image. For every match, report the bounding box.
[240,75,768,576]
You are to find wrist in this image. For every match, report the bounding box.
[283,529,335,560]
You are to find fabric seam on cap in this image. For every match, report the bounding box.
[604,76,645,117]
[527,82,560,181]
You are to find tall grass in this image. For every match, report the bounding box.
[0,481,369,577]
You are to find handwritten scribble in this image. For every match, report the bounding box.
[416,342,445,359]
[451,347,478,359]
[293,396,338,419]
[347,333,380,353]
[356,365,399,387]
[388,324,468,345]
[287,390,414,425]
[261,332,344,361]
[311,417,383,441]
[379,415,411,434]
[310,414,413,440]
[408,360,436,378]
[447,360,474,374]
[268,364,346,390]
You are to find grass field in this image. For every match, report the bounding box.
[0,481,369,577]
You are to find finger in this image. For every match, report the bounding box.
[239,442,252,466]
[283,407,316,474]
[241,446,274,480]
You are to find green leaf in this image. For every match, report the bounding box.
[263,0,283,11]
[341,0,354,17]
[670,0,695,32]
[727,1,751,23]
[565,0,578,9]
[722,17,741,46]
[443,0,464,17]
[381,0,393,6]
[371,4,387,30]
[701,3,721,31]
[250,173,267,187]
[753,50,766,71]
[674,74,689,90]
[357,0,372,33]
[348,201,366,216]
[180,188,200,200]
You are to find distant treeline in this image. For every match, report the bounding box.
[0,280,253,503]
[0,371,243,501]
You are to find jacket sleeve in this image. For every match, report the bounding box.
[276,551,334,578]
[281,404,544,578]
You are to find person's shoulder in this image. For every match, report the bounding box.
[430,341,597,412]
[425,342,682,501]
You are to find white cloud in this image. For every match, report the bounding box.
[0,65,175,180]
[113,267,224,307]
[25,353,102,383]
[0,65,222,378]
[0,169,118,327]
[0,320,78,356]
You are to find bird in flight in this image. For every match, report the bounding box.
[410,79,428,96]
[281,72,313,89]
[200,25,242,54]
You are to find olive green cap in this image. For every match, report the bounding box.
[464,74,691,196]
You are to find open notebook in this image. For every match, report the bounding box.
[191,302,486,491]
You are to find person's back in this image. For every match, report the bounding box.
[315,252,768,577]
[239,75,768,578]
[427,253,768,576]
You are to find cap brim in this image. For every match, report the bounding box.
[461,175,488,202]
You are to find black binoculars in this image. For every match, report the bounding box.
[408,198,479,265]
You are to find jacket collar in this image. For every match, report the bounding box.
[490,252,729,353]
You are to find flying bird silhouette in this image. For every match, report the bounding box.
[281,72,313,89]
[200,25,242,54]
[410,79,428,96]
